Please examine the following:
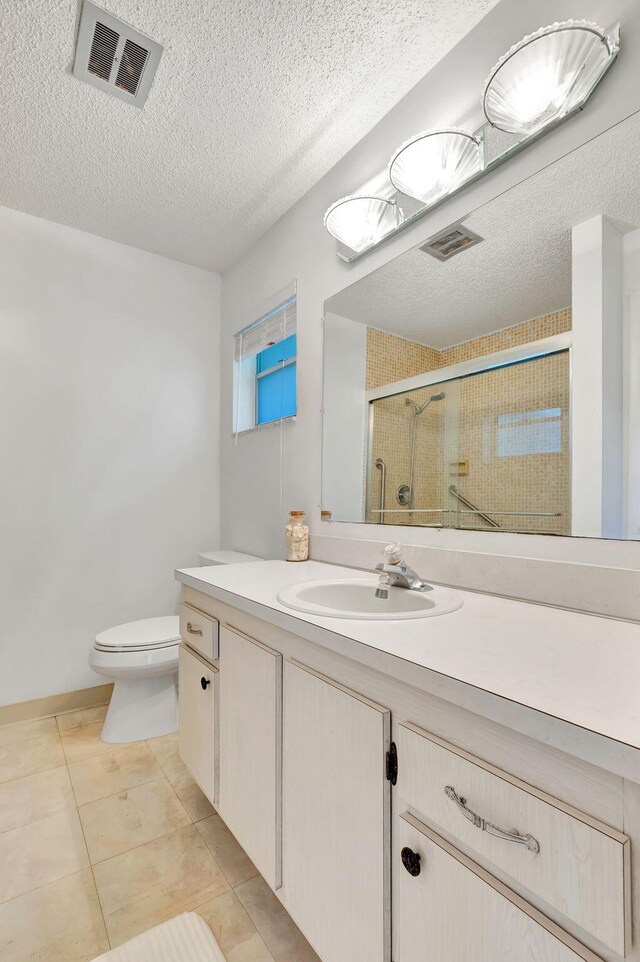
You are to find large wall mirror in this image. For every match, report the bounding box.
[322,109,640,540]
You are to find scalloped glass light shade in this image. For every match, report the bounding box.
[388,130,482,205]
[483,22,613,136]
[324,196,398,252]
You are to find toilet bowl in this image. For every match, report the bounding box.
[89,616,180,743]
[91,549,263,743]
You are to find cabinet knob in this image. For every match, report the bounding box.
[401,846,421,877]
[200,677,211,690]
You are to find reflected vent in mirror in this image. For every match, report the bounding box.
[73,2,163,107]
[420,224,484,261]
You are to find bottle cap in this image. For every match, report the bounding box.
[289,510,305,516]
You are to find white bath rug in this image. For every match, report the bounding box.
[92,912,225,962]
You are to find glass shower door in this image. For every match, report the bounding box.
[366,379,459,527]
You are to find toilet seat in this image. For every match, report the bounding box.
[94,615,180,653]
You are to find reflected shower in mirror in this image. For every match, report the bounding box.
[322,108,640,540]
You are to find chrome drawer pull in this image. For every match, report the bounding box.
[444,786,540,855]
[187,622,203,636]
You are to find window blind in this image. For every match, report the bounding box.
[234,295,297,361]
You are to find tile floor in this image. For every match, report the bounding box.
[0,705,321,962]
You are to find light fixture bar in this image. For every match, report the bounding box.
[328,20,619,263]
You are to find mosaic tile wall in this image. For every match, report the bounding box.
[366,329,440,390]
[365,310,571,534]
[440,308,572,366]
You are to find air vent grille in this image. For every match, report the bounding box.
[74,2,163,108]
[420,224,484,261]
[87,21,119,80]
[115,39,149,96]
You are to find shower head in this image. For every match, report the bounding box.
[405,390,446,416]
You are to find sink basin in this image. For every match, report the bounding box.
[276,578,462,620]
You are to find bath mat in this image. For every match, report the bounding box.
[92,913,225,961]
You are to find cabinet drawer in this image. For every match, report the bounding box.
[179,603,218,662]
[396,812,606,962]
[399,722,630,955]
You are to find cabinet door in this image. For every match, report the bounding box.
[395,812,605,962]
[282,660,390,962]
[218,626,282,889]
[178,645,218,804]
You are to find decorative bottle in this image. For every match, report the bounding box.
[286,510,309,562]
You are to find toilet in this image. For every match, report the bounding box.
[90,549,262,743]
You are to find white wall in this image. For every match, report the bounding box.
[220,0,640,573]
[0,208,221,705]
[322,313,367,521]
[571,216,624,538]
[623,228,640,538]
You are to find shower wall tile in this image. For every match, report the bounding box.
[365,328,440,390]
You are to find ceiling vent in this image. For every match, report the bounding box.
[73,2,163,107]
[420,224,484,262]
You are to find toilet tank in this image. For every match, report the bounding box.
[198,549,262,566]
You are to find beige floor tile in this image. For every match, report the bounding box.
[79,777,191,863]
[0,765,75,834]
[0,868,109,962]
[196,889,275,962]
[0,806,89,903]
[94,824,230,947]
[0,716,58,747]
[56,704,108,734]
[169,769,215,821]
[0,731,65,784]
[197,813,258,887]
[146,732,186,779]
[68,742,162,805]
[236,875,321,962]
[61,721,119,763]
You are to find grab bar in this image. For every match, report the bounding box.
[449,484,500,529]
[375,458,386,525]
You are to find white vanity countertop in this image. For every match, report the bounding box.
[176,560,640,780]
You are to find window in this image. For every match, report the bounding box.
[233,289,297,434]
[256,333,297,425]
[496,407,562,457]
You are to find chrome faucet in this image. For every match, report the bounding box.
[374,544,433,597]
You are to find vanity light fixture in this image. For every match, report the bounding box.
[323,195,398,253]
[388,129,483,206]
[324,19,619,261]
[482,21,617,136]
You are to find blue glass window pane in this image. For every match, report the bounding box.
[256,334,297,373]
[257,362,297,424]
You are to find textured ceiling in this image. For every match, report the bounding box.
[0,0,501,271]
[327,110,640,348]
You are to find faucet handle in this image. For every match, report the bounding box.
[383,543,403,565]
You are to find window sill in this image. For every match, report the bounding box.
[232,414,297,438]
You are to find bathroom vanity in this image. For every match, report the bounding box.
[175,559,640,962]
